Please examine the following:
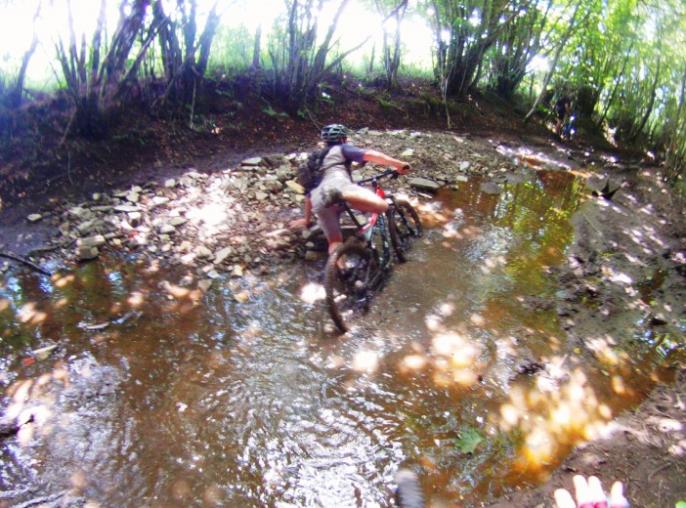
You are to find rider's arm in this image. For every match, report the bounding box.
[303,196,313,226]
[362,150,410,174]
[289,196,313,230]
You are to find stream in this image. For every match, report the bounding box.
[0,170,674,507]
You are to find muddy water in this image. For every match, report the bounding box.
[0,171,674,507]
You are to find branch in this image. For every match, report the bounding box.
[0,252,51,276]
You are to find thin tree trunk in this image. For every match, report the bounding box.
[524,2,581,122]
[252,25,262,69]
[597,42,634,127]
[630,57,662,140]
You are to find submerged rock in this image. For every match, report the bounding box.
[409,177,441,192]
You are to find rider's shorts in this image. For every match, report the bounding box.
[311,168,358,241]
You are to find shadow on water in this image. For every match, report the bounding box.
[0,171,678,507]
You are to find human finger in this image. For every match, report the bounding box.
[609,481,629,508]
[573,475,592,506]
[588,476,607,505]
[554,488,577,508]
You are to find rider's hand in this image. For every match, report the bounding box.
[396,162,411,175]
[288,218,311,231]
[554,475,629,508]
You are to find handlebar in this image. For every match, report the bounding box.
[357,169,399,185]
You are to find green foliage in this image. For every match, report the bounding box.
[207,25,253,74]
[455,426,485,454]
[676,501,686,508]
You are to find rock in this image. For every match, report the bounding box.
[126,192,140,203]
[455,175,469,182]
[170,217,188,227]
[480,182,502,195]
[401,148,415,158]
[459,161,471,171]
[214,247,233,264]
[92,193,101,201]
[241,157,263,167]
[128,212,142,227]
[27,214,43,222]
[409,177,441,192]
[78,235,106,249]
[196,246,213,258]
[263,154,286,167]
[234,291,250,303]
[232,265,244,277]
[305,250,322,261]
[286,180,305,194]
[150,196,170,208]
[276,166,293,181]
[114,205,140,213]
[158,224,176,234]
[255,191,269,201]
[164,178,177,188]
[264,180,284,193]
[76,220,97,235]
[31,344,58,361]
[68,206,93,220]
[77,245,99,261]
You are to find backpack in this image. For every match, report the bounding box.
[297,146,332,195]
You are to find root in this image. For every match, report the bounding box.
[0,251,51,276]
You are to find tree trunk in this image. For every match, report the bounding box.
[597,42,633,127]
[524,2,581,122]
[252,25,262,69]
[630,57,662,140]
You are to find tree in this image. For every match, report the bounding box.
[375,0,409,90]
[428,0,530,99]
[152,0,222,105]
[55,0,161,138]
[523,1,583,122]
[490,0,554,100]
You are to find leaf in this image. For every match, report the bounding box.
[456,426,484,454]
[675,501,686,508]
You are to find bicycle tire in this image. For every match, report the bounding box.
[388,200,422,263]
[324,242,377,333]
[394,469,424,508]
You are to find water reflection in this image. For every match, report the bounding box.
[0,171,679,507]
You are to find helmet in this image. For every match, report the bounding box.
[320,124,348,144]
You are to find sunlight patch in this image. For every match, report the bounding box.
[352,350,379,373]
[300,282,325,304]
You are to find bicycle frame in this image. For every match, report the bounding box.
[339,170,398,285]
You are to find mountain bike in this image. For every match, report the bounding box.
[324,169,422,333]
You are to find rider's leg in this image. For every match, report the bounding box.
[316,205,344,254]
[342,185,388,214]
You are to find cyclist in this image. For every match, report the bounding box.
[291,124,411,255]
[555,94,572,139]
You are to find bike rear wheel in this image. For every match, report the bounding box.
[388,200,422,263]
[324,242,378,333]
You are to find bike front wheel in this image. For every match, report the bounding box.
[324,242,378,333]
[388,200,422,263]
